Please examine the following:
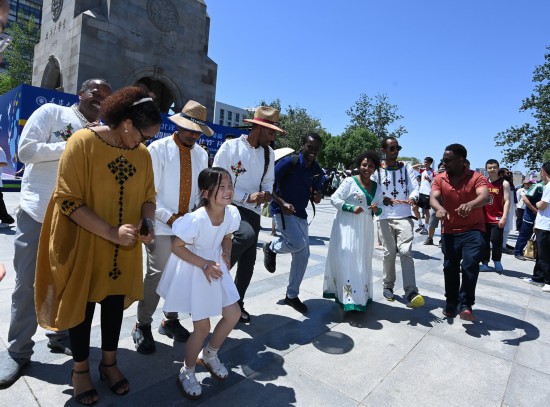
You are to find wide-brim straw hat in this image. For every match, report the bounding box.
[168,100,214,136]
[243,106,287,133]
[274,147,294,161]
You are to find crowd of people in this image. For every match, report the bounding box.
[0,78,549,403]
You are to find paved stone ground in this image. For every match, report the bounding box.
[0,191,549,406]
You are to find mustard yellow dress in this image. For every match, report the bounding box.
[35,128,156,331]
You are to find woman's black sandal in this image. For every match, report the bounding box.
[98,361,129,395]
[71,369,99,406]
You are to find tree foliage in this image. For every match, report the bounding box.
[346,93,407,139]
[258,99,325,152]
[495,46,550,170]
[322,128,379,169]
[0,14,39,94]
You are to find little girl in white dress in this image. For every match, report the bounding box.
[157,167,241,400]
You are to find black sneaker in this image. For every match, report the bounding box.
[159,319,191,342]
[419,228,429,235]
[284,295,308,314]
[1,215,14,224]
[423,238,434,245]
[263,242,276,273]
[132,323,156,354]
[47,336,72,356]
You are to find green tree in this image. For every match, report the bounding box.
[257,99,325,151]
[495,46,550,170]
[322,128,379,169]
[346,93,407,139]
[0,14,39,94]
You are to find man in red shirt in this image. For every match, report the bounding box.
[481,159,510,272]
[431,144,489,321]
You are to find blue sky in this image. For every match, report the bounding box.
[206,1,550,173]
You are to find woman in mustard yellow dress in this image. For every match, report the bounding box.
[35,87,161,405]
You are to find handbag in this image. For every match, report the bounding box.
[523,233,537,259]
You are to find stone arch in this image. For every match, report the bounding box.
[41,56,63,90]
[126,67,183,114]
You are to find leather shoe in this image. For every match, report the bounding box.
[263,242,276,273]
[0,355,30,388]
[47,336,72,356]
[158,319,190,342]
[284,295,308,314]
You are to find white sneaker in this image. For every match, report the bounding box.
[542,285,550,293]
[493,261,504,272]
[479,263,491,272]
[521,277,544,287]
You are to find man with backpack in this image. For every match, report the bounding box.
[263,133,325,314]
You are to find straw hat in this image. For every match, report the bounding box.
[274,147,294,161]
[168,100,214,136]
[243,106,287,133]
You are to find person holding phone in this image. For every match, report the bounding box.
[264,133,325,314]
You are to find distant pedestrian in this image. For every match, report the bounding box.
[323,151,383,311]
[499,168,516,253]
[157,167,241,399]
[522,162,550,291]
[515,180,531,232]
[431,144,489,321]
[0,146,14,227]
[375,137,425,308]
[480,159,510,272]
[515,179,545,260]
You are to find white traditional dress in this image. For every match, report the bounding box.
[323,176,383,311]
[157,205,241,321]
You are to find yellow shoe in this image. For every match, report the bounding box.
[407,292,425,308]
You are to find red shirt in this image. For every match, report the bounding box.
[432,169,487,234]
[482,177,504,224]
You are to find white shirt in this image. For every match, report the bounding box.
[535,183,550,231]
[148,135,208,236]
[419,168,434,195]
[0,147,6,188]
[18,104,87,223]
[373,162,420,220]
[213,135,275,215]
[516,187,526,210]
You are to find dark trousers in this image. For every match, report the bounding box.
[69,295,124,362]
[0,190,13,222]
[516,208,524,231]
[533,229,550,284]
[441,230,484,308]
[482,223,503,263]
[514,220,534,256]
[231,206,261,308]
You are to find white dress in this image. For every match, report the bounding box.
[323,176,383,311]
[157,205,241,321]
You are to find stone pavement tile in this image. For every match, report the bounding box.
[283,319,426,401]
[503,364,550,407]
[201,360,359,407]
[0,374,39,407]
[363,335,511,407]
[515,339,550,375]
[427,310,523,361]
[524,310,550,344]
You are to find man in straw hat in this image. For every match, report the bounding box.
[131,100,212,354]
[213,106,286,323]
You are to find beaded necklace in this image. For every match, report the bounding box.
[71,104,92,127]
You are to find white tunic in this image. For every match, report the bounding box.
[323,176,383,311]
[157,206,241,321]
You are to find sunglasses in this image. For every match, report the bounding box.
[388,145,402,152]
[0,33,12,53]
[137,127,153,142]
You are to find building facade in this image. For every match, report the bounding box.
[213,101,249,128]
[31,0,217,117]
[8,0,42,25]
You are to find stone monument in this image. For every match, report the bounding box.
[31,0,217,116]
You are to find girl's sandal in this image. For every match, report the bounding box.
[98,361,129,395]
[71,369,99,406]
[197,352,228,381]
[176,370,202,400]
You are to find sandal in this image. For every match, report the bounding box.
[71,369,99,406]
[176,370,202,400]
[197,351,228,381]
[98,361,129,395]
